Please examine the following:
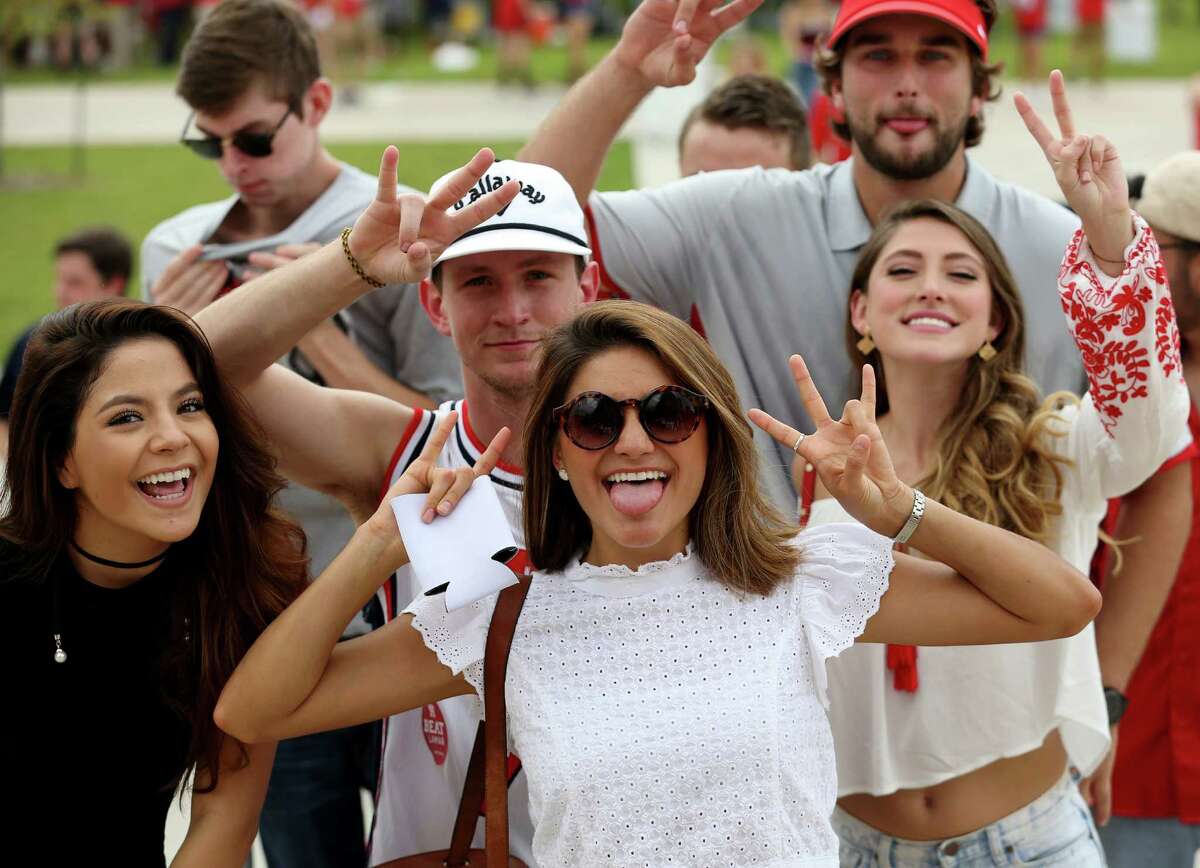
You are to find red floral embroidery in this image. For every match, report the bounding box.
[1156,296,1183,380]
[1058,222,1181,436]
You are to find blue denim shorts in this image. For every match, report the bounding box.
[833,769,1107,867]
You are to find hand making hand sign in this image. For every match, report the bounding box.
[346,146,520,286]
[749,355,912,539]
[364,411,512,569]
[1015,70,1135,276]
[612,0,764,87]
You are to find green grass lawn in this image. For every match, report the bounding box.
[0,140,633,354]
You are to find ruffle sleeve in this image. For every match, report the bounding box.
[795,522,895,709]
[403,589,496,714]
[1056,214,1191,504]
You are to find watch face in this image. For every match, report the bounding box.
[1105,687,1128,725]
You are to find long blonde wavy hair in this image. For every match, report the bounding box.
[846,199,1076,543]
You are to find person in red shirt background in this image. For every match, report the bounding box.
[1012,0,1047,80]
[1071,0,1106,82]
[808,89,852,164]
[1098,151,1200,866]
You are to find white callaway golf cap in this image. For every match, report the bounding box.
[432,159,592,265]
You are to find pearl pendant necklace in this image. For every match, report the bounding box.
[52,571,67,664]
[51,540,172,664]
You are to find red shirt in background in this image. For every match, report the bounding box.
[1013,0,1048,34]
[1108,405,1200,822]
[809,92,852,165]
[1077,0,1105,24]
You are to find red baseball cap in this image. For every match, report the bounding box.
[827,0,989,57]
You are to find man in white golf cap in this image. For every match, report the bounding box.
[195,147,597,866]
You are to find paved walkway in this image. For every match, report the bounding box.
[6,74,1195,195]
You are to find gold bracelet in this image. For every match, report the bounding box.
[340,227,386,288]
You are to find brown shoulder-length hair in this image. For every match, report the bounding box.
[523,300,801,596]
[814,0,1004,149]
[0,300,308,794]
[846,200,1074,542]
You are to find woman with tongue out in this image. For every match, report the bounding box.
[0,299,307,866]
[216,287,1100,866]
[796,78,1191,863]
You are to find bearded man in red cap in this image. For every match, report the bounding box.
[517,0,1191,862]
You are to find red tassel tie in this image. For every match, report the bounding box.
[886,644,919,692]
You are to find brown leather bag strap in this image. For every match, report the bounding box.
[442,576,532,866]
[484,575,531,866]
[444,722,487,864]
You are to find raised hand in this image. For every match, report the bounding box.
[613,0,763,87]
[347,147,519,286]
[1014,71,1134,266]
[368,409,512,536]
[749,356,911,537]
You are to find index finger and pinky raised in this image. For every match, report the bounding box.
[415,412,511,476]
[747,353,837,447]
[378,145,518,249]
[748,354,876,445]
[411,413,512,520]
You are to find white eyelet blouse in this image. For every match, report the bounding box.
[406,522,894,867]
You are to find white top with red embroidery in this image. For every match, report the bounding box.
[406,524,895,867]
[368,400,537,867]
[809,215,1192,797]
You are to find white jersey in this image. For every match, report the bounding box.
[368,400,537,867]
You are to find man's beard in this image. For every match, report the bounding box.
[849,109,970,181]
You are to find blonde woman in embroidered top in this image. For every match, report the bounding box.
[790,75,1191,864]
[214,155,1099,867]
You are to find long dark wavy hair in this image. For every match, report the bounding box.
[0,299,308,793]
[524,301,801,595]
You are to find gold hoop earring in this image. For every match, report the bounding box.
[856,331,876,355]
[977,341,997,362]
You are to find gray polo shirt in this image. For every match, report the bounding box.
[589,155,1083,510]
[141,162,462,593]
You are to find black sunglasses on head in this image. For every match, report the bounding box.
[180,107,293,160]
[553,385,710,451]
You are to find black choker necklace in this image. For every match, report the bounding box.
[70,540,170,570]
[52,543,172,664]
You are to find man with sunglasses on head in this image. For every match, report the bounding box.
[141,2,462,866]
[143,0,458,412]
[194,147,598,867]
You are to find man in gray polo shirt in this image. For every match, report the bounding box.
[519,0,1191,826]
[522,0,1081,508]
